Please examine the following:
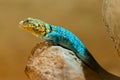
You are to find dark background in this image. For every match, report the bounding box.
[0,0,120,80]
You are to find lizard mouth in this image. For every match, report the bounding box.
[19,20,27,29]
[19,20,24,25]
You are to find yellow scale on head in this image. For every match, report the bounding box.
[19,18,52,37]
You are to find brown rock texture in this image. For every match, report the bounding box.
[103,0,120,55]
[24,42,101,80]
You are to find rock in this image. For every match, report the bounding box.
[24,42,101,80]
[103,0,120,55]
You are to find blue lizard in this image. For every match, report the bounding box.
[19,18,102,72]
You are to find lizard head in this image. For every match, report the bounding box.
[19,18,49,37]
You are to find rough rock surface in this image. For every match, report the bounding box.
[25,42,101,80]
[103,0,120,55]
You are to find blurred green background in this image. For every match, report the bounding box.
[0,0,120,80]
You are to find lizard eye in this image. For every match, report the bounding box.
[26,20,30,23]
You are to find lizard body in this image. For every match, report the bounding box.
[19,18,101,71]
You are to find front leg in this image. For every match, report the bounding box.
[44,32,61,44]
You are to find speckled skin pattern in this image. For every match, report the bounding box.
[19,18,101,71]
